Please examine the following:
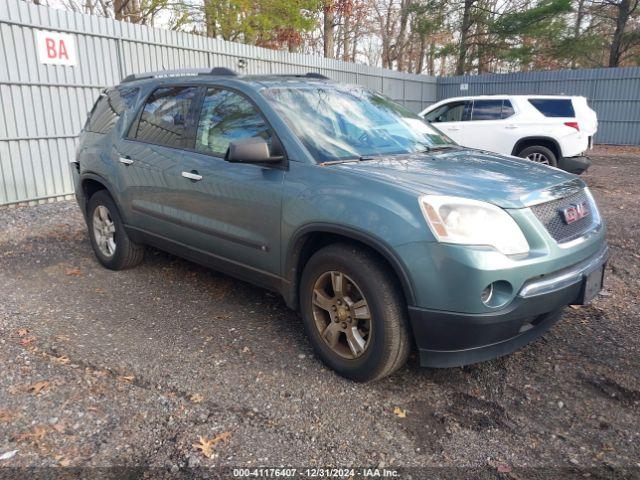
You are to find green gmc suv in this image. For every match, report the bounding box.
[72,68,608,381]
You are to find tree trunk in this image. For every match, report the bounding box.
[114,0,124,20]
[395,0,412,71]
[342,11,350,61]
[456,0,474,75]
[428,41,435,75]
[323,5,335,58]
[571,0,586,68]
[204,0,215,37]
[416,35,426,73]
[609,0,632,67]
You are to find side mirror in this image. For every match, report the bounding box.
[226,137,283,164]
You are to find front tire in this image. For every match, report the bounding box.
[87,190,144,270]
[517,145,558,167]
[300,243,411,382]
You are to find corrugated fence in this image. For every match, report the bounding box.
[1,1,639,207]
[0,0,437,206]
[438,68,640,146]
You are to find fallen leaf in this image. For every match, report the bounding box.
[189,393,204,404]
[55,335,71,342]
[497,463,512,473]
[65,268,82,277]
[52,422,66,434]
[0,410,13,422]
[16,426,47,445]
[58,458,71,467]
[192,432,231,458]
[0,450,18,461]
[117,375,135,383]
[393,407,406,418]
[16,328,29,337]
[20,337,35,346]
[52,355,70,365]
[28,381,50,395]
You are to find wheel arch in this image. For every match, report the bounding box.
[283,224,416,310]
[511,136,562,159]
[80,173,120,216]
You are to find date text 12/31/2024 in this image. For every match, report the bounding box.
[232,468,400,478]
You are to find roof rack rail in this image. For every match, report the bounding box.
[121,67,238,83]
[304,72,330,79]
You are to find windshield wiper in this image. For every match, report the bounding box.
[423,145,461,152]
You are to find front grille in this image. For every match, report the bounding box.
[531,189,596,243]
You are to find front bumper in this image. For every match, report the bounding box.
[558,155,591,174]
[409,244,608,368]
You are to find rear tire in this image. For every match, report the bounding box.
[87,190,144,270]
[517,145,558,167]
[300,243,411,382]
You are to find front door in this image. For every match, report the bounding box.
[424,100,470,145]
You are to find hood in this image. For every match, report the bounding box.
[330,149,585,209]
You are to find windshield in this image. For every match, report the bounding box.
[261,85,456,163]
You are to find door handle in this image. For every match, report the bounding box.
[447,126,461,131]
[182,170,202,182]
[505,124,518,129]
[119,156,134,165]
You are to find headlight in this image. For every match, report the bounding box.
[419,195,529,255]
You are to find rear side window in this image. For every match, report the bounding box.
[471,99,515,120]
[86,87,139,134]
[132,86,199,148]
[502,100,515,118]
[528,99,575,117]
[471,100,502,120]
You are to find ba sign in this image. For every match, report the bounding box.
[36,30,77,66]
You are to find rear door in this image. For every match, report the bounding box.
[457,99,518,154]
[115,85,201,237]
[423,100,471,144]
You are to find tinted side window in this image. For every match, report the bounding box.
[133,86,198,148]
[528,99,575,117]
[472,100,503,120]
[86,87,139,134]
[502,100,515,119]
[195,88,271,156]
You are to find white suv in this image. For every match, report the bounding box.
[420,95,598,173]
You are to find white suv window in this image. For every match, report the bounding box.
[425,101,471,123]
[528,98,575,117]
[471,99,515,120]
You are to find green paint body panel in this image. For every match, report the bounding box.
[73,74,608,368]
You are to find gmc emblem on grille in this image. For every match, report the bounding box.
[560,201,590,224]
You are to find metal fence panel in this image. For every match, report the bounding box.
[0,0,437,206]
[437,67,640,146]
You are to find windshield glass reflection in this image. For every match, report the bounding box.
[261,85,455,163]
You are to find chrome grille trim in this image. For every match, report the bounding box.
[530,188,601,244]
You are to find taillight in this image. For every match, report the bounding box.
[564,121,580,131]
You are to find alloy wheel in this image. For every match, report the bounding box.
[92,205,116,258]
[311,271,372,359]
[526,152,551,165]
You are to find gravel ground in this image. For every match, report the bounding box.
[0,146,639,479]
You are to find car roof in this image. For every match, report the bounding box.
[435,94,583,101]
[117,68,336,90]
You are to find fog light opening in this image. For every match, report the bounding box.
[481,284,494,304]
[481,281,513,308]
